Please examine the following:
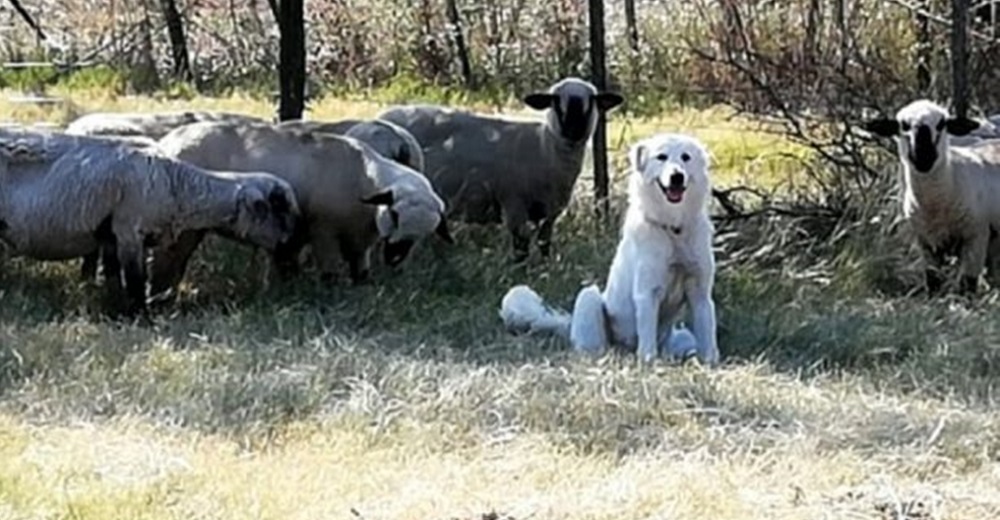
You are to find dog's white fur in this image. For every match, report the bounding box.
[499,133,719,365]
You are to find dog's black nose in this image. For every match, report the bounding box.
[669,172,685,186]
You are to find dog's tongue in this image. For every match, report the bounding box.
[665,186,685,203]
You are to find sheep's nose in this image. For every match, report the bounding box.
[669,172,685,186]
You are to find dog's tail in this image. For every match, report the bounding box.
[499,285,572,339]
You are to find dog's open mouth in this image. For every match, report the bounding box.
[658,179,686,203]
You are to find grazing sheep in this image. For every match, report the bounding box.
[862,99,1000,295]
[277,118,425,173]
[0,128,300,315]
[378,76,625,262]
[153,121,453,296]
[65,110,266,140]
[499,133,719,365]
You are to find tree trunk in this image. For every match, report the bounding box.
[159,0,193,82]
[917,0,932,92]
[588,0,610,218]
[445,0,474,88]
[952,0,970,117]
[624,0,639,55]
[277,0,306,121]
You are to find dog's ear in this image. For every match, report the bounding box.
[629,142,648,173]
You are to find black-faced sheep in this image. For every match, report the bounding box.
[377,76,625,263]
[863,99,998,295]
[277,118,425,173]
[0,129,300,315]
[65,110,267,140]
[152,121,453,297]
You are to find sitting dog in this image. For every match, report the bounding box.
[499,133,719,365]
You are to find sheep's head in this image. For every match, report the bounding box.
[523,77,625,143]
[345,121,422,173]
[629,133,712,213]
[361,184,454,268]
[864,99,980,174]
[233,175,301,250]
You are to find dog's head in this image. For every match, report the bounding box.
[629,133,711,211]
[863,99,979,174]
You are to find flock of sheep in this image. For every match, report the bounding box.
[0,72,995,363]
[0,77,625,316]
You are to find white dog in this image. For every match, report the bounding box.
[499,133,719,365]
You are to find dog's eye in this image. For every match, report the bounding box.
[900,121,911,132]
[680,153,691,162]
[655,153,668,161]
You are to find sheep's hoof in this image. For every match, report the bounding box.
[509,251,530,265]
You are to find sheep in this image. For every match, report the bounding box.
[277,118,426,173]
[377,76,625,263]
[862,99,1000,295]
[152,121,453,296]
[65,110,267,140]
[0,128,300,315]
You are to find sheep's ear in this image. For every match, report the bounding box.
[862,118,900,137]
[596,92,625,111]
[434,214,455,244]
[945,117,980,136]
[360,190,394,206]
[523,93,556,110]
[629,142,648,172]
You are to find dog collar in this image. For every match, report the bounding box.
[646,217,682,235]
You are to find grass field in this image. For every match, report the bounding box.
[1,89,1000,520]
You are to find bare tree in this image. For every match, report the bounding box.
[952,0,971,117]
[277,0,306,121]
[445,0,474,87]
[159,0,193,82]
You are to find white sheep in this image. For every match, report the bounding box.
[277,118,426,173]
[377,76,625,263]
[65,110,266,140]
[152,121,453,295]
[863,99,999,294]
[0,128,300,315]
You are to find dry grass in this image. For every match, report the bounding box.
[1,89,999,520]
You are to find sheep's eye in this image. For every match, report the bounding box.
[390,209,400,227]
[655,153,668,161]
[900,121,911,132]
[680,153,691,162]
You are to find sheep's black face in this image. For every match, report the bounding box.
[383,238,414,267]
[557,95,593,142]
[522,78,625,144]
[910,124,940,173]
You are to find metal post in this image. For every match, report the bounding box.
[588,0,610,218]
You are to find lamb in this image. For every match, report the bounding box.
[378,76,625,263]
[499,133,719,365]
[862,99,1000,295]
[152,121,453,296]
[65,110,266,140]
[277,118,426,173]
[0,128,300,315]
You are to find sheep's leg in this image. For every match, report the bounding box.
[148,230,207,305]
[503,202,531,264]
[958,232,988,296]
[569,284,609,356]
[536,217,555,259]
[272,223,309,280]
[308,232,350,285]
[338,233,373,285]
[80,252,99,282]
[114,239,147,317]
[920,241,948,296]
[99,241,123,305]
[985,227,1000,289]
